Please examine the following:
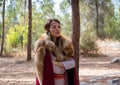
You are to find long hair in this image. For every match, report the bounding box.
[44,18,60,34]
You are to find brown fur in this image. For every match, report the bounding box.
[34,34,56,84]
[61,35,73,57]
[34,33,74,84]
[34,46,45,85]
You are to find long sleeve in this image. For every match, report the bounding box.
[62,59,75,70]
[53,64,65,74]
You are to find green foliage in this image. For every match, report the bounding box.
[80,0,116,40]
[5,0,27,30]
[0,3,2,7]
[103,3,120,40]
[32,9,46,43]
[59,0,99,55]
[58,1,72,38]
[32,0,55,43]
[2,0,120,56]
[80,29,98,54]
[6,25,28,49]
[0,24,1,40]
[0,0,2,7]
[38,0,55,18]
[59,14,72,38]
[60,0,70,13]
[6,0,18,24]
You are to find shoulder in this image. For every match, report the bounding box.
[60,34,72,43]
[34,33,49,50]
[35,33,51,43]
[34,33,55,51]
[59,34,73,47]
[60,34,70,41]
[40,33,50,40]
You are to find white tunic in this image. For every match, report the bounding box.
[52,57,75,85]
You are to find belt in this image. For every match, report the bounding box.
[54,73,65,79]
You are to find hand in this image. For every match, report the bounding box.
[52,61,65,69]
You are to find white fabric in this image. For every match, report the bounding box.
[53,64,65,74]
[53,64,66,85]
[53,58,75,85]
[51,54,75,85]
[62,59,75,70]
[54,78,65,85]
[52,58,75,74]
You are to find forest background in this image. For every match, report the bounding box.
[0,0,120,84]
[0,0,120,59]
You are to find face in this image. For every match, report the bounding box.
[49,21,61,37]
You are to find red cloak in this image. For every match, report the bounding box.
[36,49,79,85]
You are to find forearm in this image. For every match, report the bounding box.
[62,59,75,70]
[52,59,75,70]
[52,61,65,69]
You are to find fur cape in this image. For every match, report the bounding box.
[34,33,74,62]
[34,33,78,85]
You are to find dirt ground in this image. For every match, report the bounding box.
[0,40,120,85]
[79,40,120,83]
[0,57,35,85]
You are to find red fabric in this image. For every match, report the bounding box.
[36,49,79,85]
[36,49,55,85]
[74,67,79,85]
[36,77,39,85]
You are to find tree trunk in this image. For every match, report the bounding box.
[0,0,5,56]
[27,0,32,61]
[95,0,99,35]
[71,0,80,83]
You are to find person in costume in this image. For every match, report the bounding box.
[34,18,78,85]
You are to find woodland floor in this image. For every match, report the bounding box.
[0,40,120,85]
[79,40,120,84]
